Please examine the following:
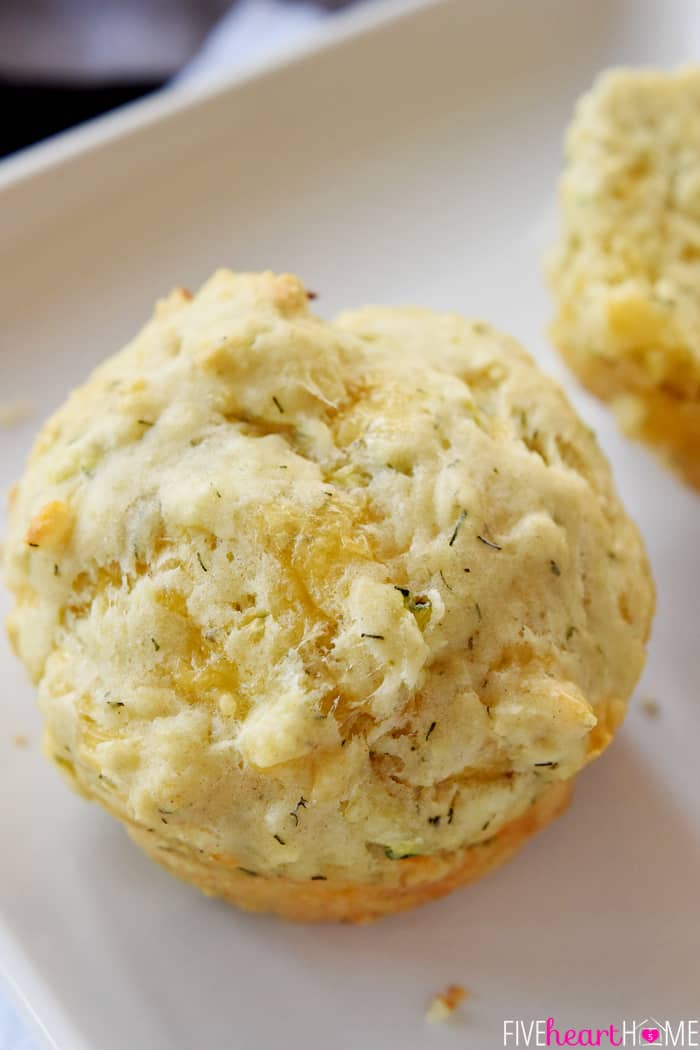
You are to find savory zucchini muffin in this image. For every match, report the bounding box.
[548,66,700,490]
[4,271,654,922]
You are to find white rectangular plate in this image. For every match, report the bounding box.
[1,2,699,1048]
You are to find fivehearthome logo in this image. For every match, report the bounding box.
[503,1018,700,1047]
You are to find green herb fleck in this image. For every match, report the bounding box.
[53,754,74,772]
[289,797,308,823]
[311,874,327,881]
[550,559,561,576]
[214,489,222,498]
[361,632,385,640]
[449,509,467,546]
[106,700,125,709]
[396,587,432,630]
[447,806,455,824]
[467,635,474,651]
[477,533,502,551]
[288,797,308,826]
[439,569,453,592]
[196,551,209,572]
[482,819,492,831]
[535,761,559,768]
[428,815,441,826]
[53,563,60,576]
[27,542,39,548]
[137,419,154,427]
[273,834,286,846]
[272,395,285,414]
[475,602,482,621]
[151,637,161,652]
[410,596,432,631]
[426,721,437,740]
[384,846,418,860]
[566,625,576,641]
[237,867,259,877]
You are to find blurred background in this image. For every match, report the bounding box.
[0,0,360,158]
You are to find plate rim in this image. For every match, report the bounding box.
[0,921,92,1050]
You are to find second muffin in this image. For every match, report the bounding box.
[548,66,700,490]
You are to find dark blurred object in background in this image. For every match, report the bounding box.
[0,0,229,158]
[0,79,165,158]
[0,0,355,159]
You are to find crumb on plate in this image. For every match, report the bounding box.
[425,984,468,1024]
[13,733,29,748]
[641,697,660,718]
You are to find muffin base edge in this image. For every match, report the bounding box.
[123,778,572,924]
